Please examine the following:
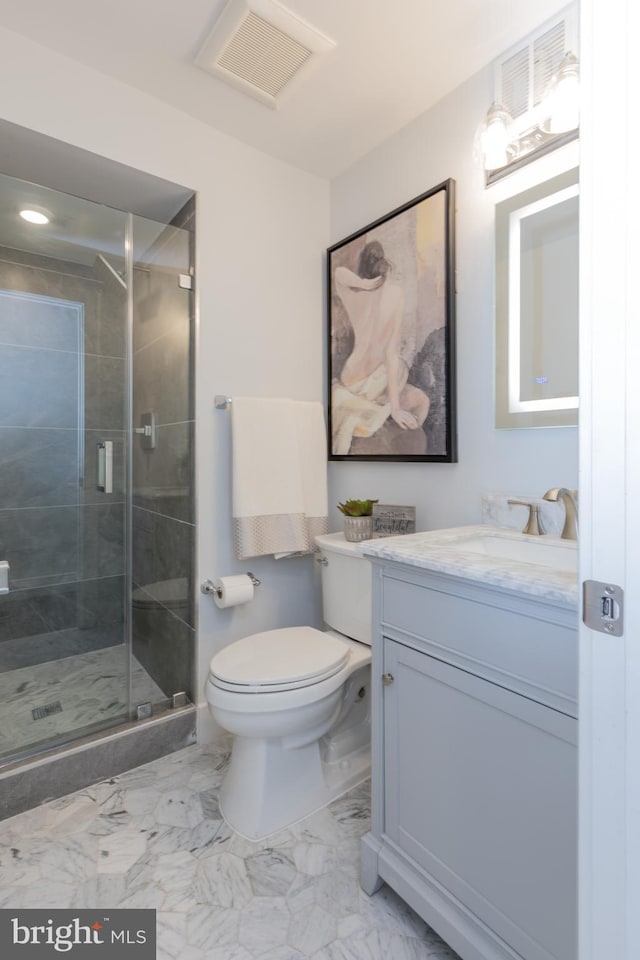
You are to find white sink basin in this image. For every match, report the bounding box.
[457,534,577,573]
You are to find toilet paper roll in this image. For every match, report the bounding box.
[213,574,254,609]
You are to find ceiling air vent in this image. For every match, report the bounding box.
[494,4,578,132]
[195,0,335,109]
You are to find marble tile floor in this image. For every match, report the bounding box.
[0,741,462,960]
[0,645,166,761]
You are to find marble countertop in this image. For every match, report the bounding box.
[360,524,579,608]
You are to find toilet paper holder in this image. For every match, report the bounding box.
[201,573,260,598]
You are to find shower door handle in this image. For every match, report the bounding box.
[96,441,113,494]
[0,560,9,594]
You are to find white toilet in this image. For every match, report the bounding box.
[205,532,372,840]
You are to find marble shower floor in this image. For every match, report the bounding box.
[0,741,462,960]
[0,645,165,760]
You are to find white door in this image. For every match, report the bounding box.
[579,1,640,956]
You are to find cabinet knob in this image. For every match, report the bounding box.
[382,673,395,686]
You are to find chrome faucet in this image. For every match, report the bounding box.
[543,488,579,540]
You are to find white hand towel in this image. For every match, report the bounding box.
[231,397,328,560]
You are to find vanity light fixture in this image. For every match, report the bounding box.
[480,51,580,183]
[480,104,515,173]
[19,208,50,225]
[539,52,580,134]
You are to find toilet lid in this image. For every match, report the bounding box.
[209,626,350,689]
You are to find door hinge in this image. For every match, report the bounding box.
[583,580,624,636]
[0,559,9,594]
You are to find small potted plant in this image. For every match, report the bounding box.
[337,499,378,542]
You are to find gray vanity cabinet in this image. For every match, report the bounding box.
[361,559,578,960]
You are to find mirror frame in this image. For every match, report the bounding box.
[495,166,579,429]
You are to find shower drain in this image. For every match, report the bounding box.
[32,700,63,721]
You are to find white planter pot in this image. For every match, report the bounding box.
[343,516,373,542]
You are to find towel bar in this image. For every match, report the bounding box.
[214,395,232,409]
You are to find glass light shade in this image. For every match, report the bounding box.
[480,104,513,171]
[541,54,580,134]
[19,209,50,225]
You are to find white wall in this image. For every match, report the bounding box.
[0,26,329,733]
[329,66,579,533]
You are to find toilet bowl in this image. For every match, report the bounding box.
[205,532,372,840]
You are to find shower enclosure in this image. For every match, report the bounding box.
[0,172,195,769]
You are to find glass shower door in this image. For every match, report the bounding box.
[0,173,131,762]
[129,208,195,707]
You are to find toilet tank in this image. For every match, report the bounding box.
[315,532,372,646]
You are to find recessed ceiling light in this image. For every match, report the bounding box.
[20,208,50,225]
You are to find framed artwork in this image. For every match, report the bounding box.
[327,180,457,462]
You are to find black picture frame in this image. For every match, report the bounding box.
[327,179,457,462]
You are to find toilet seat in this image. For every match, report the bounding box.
[209,625,350,693]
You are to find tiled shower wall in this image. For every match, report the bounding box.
[0,198,196,705]
[131,199,195,702]
[0,245,126,669]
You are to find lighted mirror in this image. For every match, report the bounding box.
[495,167,578,428]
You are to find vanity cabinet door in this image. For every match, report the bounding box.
[383,637,577,960]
